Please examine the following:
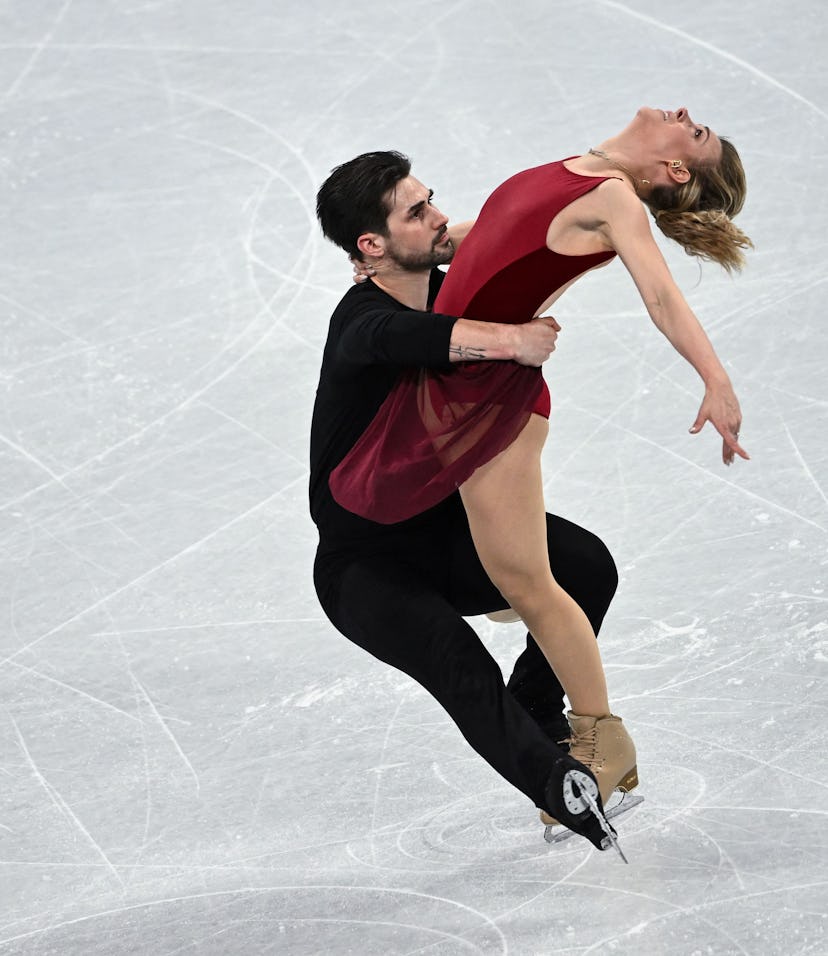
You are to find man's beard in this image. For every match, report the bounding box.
[385,234,454,272]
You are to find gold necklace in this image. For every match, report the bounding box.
[587,148,650,189]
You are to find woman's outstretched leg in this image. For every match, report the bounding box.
[459,414,609,717]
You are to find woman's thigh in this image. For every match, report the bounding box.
[459,414,553,589]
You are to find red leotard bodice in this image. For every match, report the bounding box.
[330,160,617,523]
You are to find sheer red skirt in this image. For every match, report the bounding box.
[329,361,547,524]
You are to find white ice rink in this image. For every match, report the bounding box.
[1,1,826,953]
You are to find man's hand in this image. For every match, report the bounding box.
[512,316,562,366]
[689,380,750,465]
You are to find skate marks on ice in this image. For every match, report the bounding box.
[336,741,827,954]
[0,886,507,956]
[1,0,827,953]
[342,723,650,876]
[346,785,557,873]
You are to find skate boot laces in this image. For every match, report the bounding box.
[569,723,600,771]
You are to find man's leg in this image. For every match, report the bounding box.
[314,550,566,810]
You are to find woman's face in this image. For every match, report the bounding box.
[635,106,722,167]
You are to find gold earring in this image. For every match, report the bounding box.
[669,160,683,169]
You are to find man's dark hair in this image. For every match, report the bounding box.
[316,150,411,260]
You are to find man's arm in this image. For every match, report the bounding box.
[449,316,561,366]
[337,298,561,371]
[336,302,456,370]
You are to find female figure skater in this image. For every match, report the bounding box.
[332,106,752,821]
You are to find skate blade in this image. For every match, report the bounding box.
[543,792,644,845]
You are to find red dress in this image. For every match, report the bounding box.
[330,160,617,523]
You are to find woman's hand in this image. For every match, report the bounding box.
[689,380,750,465]
[349,256,376,284]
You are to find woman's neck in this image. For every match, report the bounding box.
[582,141,649,194]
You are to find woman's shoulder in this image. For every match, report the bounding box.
[584,176,647,218]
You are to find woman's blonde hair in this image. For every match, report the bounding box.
[645,138,753,273]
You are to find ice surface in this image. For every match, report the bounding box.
[0,1,826,953]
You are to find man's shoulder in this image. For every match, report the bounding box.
[332,279,395,317]
[329,267,447,322]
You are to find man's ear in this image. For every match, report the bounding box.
[356,232,386,261]
[665,160,691,185]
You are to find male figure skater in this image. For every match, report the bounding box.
[310,150,618,845]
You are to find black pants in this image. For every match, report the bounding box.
[314,500,617,811]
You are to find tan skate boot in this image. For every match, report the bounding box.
[540,712,638,826]
[486,608,522,624]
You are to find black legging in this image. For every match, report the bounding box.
[313,503,617,811]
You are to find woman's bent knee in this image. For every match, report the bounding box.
[494,572,559,616]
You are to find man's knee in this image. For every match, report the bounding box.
[586,531,618,600]
[544,515,618,624]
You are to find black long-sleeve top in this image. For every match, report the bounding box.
[309,270,458,544]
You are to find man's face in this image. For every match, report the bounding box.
[381,175,454,271]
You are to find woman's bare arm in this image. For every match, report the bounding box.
[447,219,476,250]
[598,180,748,465]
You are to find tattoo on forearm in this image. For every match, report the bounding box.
[449,343,488,360]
